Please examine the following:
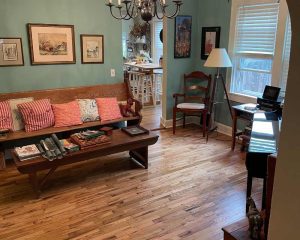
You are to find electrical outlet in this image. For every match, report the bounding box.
[111,69,116,77]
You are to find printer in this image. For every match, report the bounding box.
[257,85,283,112]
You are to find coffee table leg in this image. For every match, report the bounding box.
[29,172,41,199]
[129,146,148,169]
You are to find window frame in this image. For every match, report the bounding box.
[227,0,290,104]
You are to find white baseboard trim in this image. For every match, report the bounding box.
[160,117,232,137]
[160,116,200,129]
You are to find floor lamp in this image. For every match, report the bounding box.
[204,48,233,138]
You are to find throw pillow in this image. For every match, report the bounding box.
[77,99,100,122]
[9,97,34,131]
[52,101,83,128]
[0,101,13,130]
[96,98,122,121]
[18,99,55,132]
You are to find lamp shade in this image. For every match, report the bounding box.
[204,48,232,68]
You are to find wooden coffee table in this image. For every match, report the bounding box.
[12,129,159,198]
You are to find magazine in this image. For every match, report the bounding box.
[14,144,41,161]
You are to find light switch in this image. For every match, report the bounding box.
[111,69,116,77]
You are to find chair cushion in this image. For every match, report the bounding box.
[77,99,100,122]
[52,101,83,128]
[96,98,122,121]
[0,101,13,130]
[177,103,205,110]
[18,99,55,132]
[9,97,34,131]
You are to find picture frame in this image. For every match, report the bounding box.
[174,15,192,58]
[0,38,24,67]
[80,34,104,64]
[27,23,76,65]
[201,27,221,60]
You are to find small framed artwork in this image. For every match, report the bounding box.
[174,15,192,58]
[80,34,104,64]
[0,38,24,67]
[27,23,76,65]
[201,27,221,60]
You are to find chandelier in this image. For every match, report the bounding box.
[106,0,183,23]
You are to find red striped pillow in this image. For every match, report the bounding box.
[96,98,122,121]
[52,101,83,128]
[18,99,55,132]
[0,101,13,130]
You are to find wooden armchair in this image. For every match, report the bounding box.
[173,71,212,136]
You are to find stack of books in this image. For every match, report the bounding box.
[14,144,41,161]
[70,130,110,149]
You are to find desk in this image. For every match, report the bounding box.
[231,104,263,151]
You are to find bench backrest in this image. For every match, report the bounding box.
[0,82,130,103]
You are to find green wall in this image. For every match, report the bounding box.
[165,0,201,119]
[0,0,123,93]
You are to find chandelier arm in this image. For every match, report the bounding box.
[154,0,166,20]
[124,0,137,19]
[107,6,126,20]
[162,1,182,19]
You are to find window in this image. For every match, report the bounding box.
[280,16,291,95]
[228,0,290,102]
[152,20,163,64]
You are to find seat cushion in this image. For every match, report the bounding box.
[0,101,13,130]
[96,98,122,121]
[18,99,55,132]
[177,103,205,110]
[52,101,83,128]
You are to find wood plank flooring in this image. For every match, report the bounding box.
[0,108,263,240]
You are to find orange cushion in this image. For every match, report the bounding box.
[52,101,83,128]
[0,101,13,130]
[96,98,122,121]
[18,99,55,132]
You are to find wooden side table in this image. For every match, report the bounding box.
[231,104,259,151]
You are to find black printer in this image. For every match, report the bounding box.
[257,85,282,112]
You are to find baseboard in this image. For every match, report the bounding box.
[160,117,232,137]
[160,116,200,129]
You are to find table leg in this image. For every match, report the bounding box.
[231,110,237,151]
[129,146,148,169]
[29,172,41,199]
[246,173,253,213]
[0,151,5,170]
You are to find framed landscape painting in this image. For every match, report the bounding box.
[174,15,192,58]
[27,23,76,65]
[0,38,24,66]
[201,27,221,60]
[80,35,104,64]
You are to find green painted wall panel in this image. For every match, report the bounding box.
[0,0,123,93]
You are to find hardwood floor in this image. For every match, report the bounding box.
[0,109,263,240]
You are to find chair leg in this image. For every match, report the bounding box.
[173,109,176,134]
[183,113,186,128]
[203,112,206,137]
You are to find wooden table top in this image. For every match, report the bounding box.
[12,129,159,173]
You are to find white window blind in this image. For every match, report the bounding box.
[230,2,280,98]
[235,3,280,55]
[152,21,163,64]
[280,16,292,94]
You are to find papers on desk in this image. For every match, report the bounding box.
[243,103,258,111]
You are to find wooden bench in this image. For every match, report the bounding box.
[0,80,142,169]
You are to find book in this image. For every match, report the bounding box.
[14,144,41,161]
[121,126,149,136]
[60,139,80,152]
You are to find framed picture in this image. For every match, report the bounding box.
[0,38,24,66]
[27,23,76,65]
[80,34,104,64]
[174,15,192,58]
[201,27,221,60]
